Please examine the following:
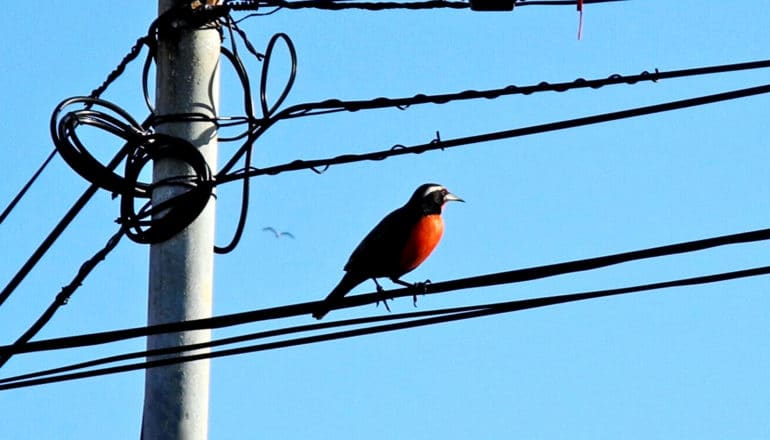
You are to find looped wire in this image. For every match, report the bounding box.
[430,130,444,150]
[310,165,330,174]
[119,133,214,244]
[51,97,150,197]
[259,32,297,118]
[213,27,299,254]
[51,96,214,245]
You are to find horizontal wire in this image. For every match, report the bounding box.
[219,81,770,182]
[230,0,470,11]
[226,0,626,12]
[0,304,491,385]
[517,0,624,4]
[3,226,769,358]
[216,58,770,177]
[2,263,768,390]
[3,8,765,388]
[300,59,770,112]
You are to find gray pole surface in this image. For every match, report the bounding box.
[142,1,219,439]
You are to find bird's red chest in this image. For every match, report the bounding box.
[400,214,444,272]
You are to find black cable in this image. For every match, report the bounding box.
[0,227,127,369]
[226,0,626,12]
[4,226,770,358]
[2,263,768,390]
[0,13,161,229]
[0,146,131,309]
[89,34,155,101]
[0,2,217,374]
[517,0,624,4]
[218,81,770,182]
[53,97,151,196]
[228,0,471,11]
[216,58,770,178]
[288,59,770,112]
[0,149,58,226]
[0,11,164,308]
[0,304,489,385]
[212,28,258,253]
[213,28,297,254]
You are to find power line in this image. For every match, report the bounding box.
[234,0,472,10]
[4,226,769,358]
[225,0,626,12]
[220,81,770,182]
[0,149,57,226]
[11,11,762,302]
[0,23,159,308]
[2,263,768,390]
[216,57,770,177]
[2,32,765,365]
[38,12,770,256]
[4,1,764,374]
[0,148,129,309]
[0,227,126,369]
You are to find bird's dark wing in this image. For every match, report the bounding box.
[279,232,295,239]
[343,206,416,277]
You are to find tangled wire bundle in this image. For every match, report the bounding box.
[51,97,214,245]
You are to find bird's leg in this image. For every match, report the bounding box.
[372,278,392,312]
[391,278,431,307]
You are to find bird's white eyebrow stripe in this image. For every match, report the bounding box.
[420,185,444,198]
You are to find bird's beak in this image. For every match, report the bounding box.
[444,192,464,203]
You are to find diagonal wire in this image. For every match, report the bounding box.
[0,145,132,309]
[0,149,58,226]
[0,226,127,369]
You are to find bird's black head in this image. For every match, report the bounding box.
[408,183,464,215]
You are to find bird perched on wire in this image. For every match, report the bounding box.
[312,183,463,319]
[262,227,294,239]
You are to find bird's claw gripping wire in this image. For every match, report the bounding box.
[390,277,431,307]
[373,279,393,312]
[411,279,431,307]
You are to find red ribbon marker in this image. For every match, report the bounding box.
[577,0,584,40]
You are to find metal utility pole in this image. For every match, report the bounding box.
[142,1,220,439]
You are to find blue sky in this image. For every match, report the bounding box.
[2,1,770,438]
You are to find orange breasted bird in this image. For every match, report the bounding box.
[312,183,463,319]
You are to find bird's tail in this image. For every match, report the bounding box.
[312,272,364,320]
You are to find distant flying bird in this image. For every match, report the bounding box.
[262,227,295,239]
[312,183,463,319]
